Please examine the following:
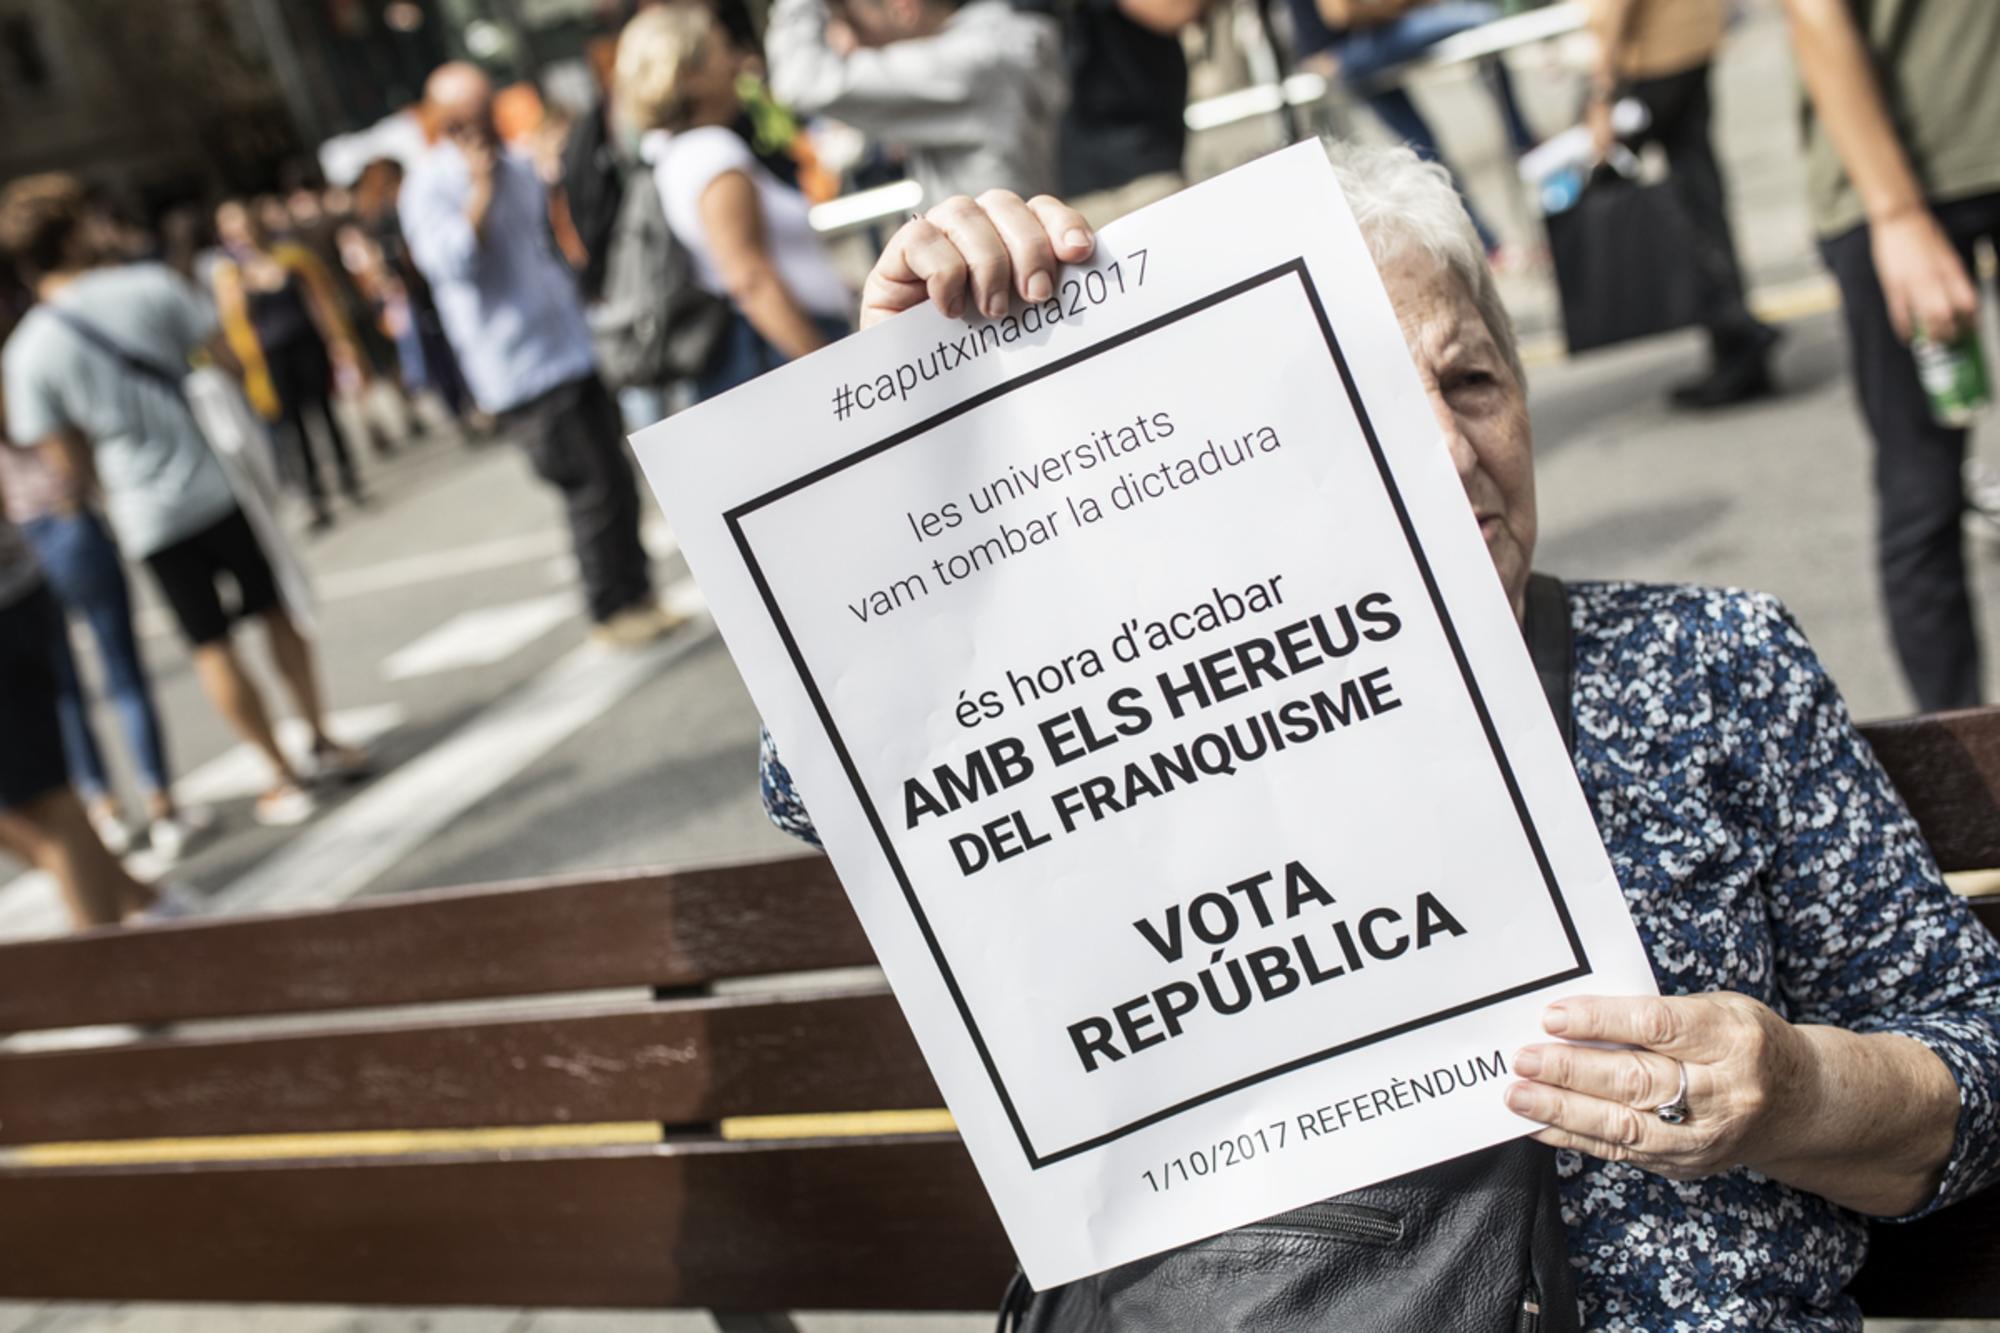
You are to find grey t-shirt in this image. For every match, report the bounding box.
[2,264,235,558]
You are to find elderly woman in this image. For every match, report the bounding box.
[760,142,2000,1330]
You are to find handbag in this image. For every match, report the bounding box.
[999,574,1580,1333]
[44,305,316,631]
[1544,164,1704,355]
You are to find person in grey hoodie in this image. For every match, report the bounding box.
[765,0,1067,205]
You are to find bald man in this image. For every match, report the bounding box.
[401,63,676,648]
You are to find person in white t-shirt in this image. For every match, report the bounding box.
[614,4,853,399]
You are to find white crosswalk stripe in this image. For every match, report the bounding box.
[0,706,409,943]
[211,579,709,916]
[380,595,573,681]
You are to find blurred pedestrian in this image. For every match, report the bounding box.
[1784,0,2000,711]
[0,517,173,928]
[210,200,369,531]
[354,158,474,427]
[0,173,369,828]
[1289,0,1537,256]
[273,182,409,460]
[0,415,207,862]
[401,62,680,648]
[1017,0,1211,226]
[1587,0,1777,408]
[618,6,853,397]
[158,205,208,286]
[764,0,1066,202]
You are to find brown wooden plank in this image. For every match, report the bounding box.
[4,711,1988,1036]
[1854,1193,2000,1318]
[0,990,936,1145]
[0,1136,1015,1310]
[1860,708,2000,873]
[0,855,874,1033]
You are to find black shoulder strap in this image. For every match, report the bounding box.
[44,305,187,396]
[1522,572,1575,755]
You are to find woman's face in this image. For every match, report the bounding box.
[214,202,254,251]
[1379,250,1537,618]
[683,32,743,124]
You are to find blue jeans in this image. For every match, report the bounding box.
[21,511,171,798]
[697,312,852,402]
[1336,3,1538,250]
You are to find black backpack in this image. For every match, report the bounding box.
[590,156,730,392]
[1001,574,1582,1333]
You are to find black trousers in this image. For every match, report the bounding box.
[1624,64,1764,358]
[1822,191,2000,712]
[503,372,653,624]
[264,334,359,507]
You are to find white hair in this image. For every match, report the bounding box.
[1322,138,1523,387]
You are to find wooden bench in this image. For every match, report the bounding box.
[2,708,1998,1323]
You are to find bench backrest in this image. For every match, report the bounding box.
[2,709,1997,1316]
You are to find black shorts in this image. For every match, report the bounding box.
[144,508,281,646]
[0,585,70,810]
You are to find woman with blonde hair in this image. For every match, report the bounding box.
[616,4,852,398]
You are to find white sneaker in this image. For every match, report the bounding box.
[89,804,132,856]
[254,783,317,827]
[148,805,217,863]
[590,602,688,650]
[132,881,200,925]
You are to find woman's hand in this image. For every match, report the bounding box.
[860,190,1095,331]
[1505,992,1814,1180]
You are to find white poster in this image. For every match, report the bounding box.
[631,142,1656,1288]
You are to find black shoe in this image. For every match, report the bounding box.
[1670,360,1776,410]
[1670,324,1783,411]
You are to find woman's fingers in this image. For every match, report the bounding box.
[1514,1041,1684,1111]
[1506,1078,1661,1156]
[862,214,967,328]
[926,196,1016,321]
[1541,994,1711,1057]
[860,191,1095,330]
[977,189,1060,304]
[1027,194,1096,264]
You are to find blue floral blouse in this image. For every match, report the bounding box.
[758,581,2000,1331]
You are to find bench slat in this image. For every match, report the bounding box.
[1859,710,2000,873]
[0,990,936,1145]
[4,714,1988,1036]
[0,854,872,1033]
[0,1136,1014,1310]
[3,1131,1995,1318]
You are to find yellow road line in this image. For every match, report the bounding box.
[1520,275,1842,371]
[1749,276,1841,325]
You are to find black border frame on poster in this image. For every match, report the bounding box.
[725,259,1591,1169]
